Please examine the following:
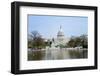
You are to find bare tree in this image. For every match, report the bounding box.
[28,31,46,49]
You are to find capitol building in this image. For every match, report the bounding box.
[45,26,70,48]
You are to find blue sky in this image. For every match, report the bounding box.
[28,15,88,38]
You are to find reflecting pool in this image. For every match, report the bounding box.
[28,48,88,61]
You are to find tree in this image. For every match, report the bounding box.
[67,34,88,48]
[28,40,33,48]
[80,35,88,48]
[45,39,52,47]
[28,31,46,49]
[67,37,76,47]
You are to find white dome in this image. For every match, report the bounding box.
[57,25,65,38]
[57,31,64,37]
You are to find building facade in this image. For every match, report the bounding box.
[46,26,70,48]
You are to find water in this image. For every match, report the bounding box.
[28,48,88,61]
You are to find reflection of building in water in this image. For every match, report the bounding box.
[45,25,70,48]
